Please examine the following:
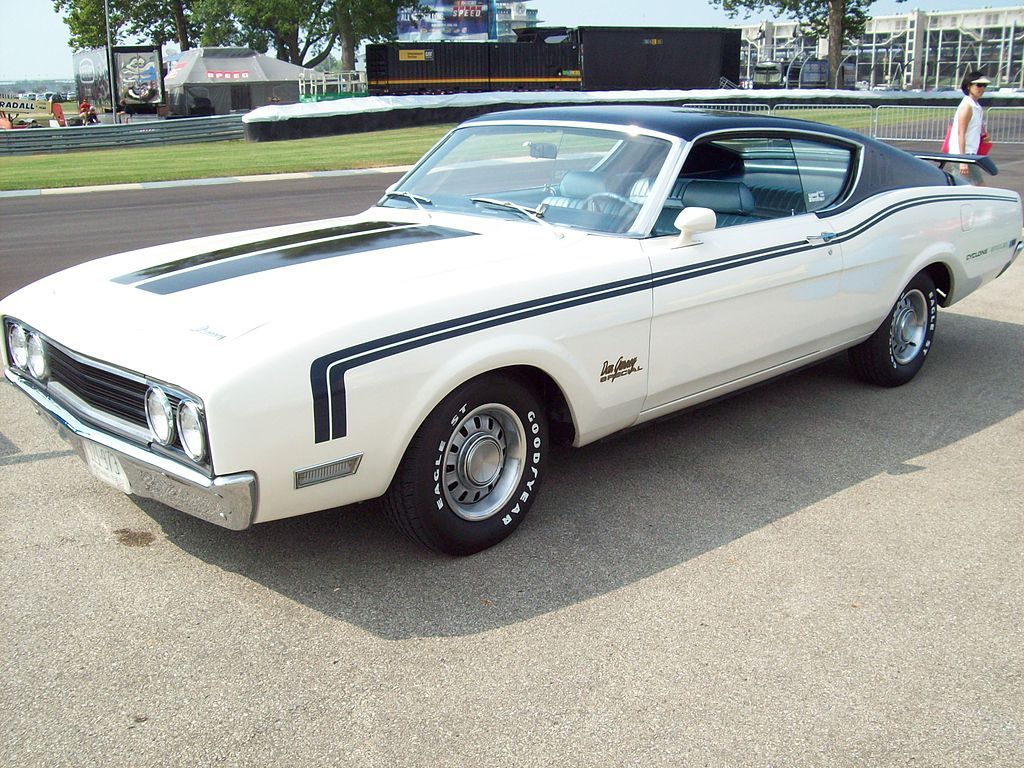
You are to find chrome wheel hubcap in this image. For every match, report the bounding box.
[890,289,928,365]
[443,404,526,522]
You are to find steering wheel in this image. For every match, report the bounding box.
[582,192,641,214]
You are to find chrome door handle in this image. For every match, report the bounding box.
[805,232,837,244]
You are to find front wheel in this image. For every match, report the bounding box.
[383,375,547,556]
[849,271,938,387]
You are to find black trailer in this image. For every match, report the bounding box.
[366,39,581,95]
[366,26,741,96]
[572,27,740,90]
[488,35,581,91]
[367,43,492,94]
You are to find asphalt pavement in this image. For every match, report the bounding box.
[0,145,1022,767]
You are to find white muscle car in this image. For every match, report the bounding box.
[2,106,1020,555]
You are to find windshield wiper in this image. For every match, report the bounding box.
[381,191,433,216]
[470,197,562,237]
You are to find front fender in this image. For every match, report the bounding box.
[343,323,650,500]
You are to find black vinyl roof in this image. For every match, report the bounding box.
[466,104,867,143]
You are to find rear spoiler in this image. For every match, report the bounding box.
[913,152,998,177]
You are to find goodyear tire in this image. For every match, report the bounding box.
[383,375,547,556]
[849,270,938,387]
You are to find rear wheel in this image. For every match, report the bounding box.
[383,375,547,556]
[849,271,938,387]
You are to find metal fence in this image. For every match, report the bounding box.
[681,102,772,113]
[705,103,1024,144]
[299,70,368,100]
[772,104,875,136]
[984,107,1024,144]
[873,105,957,143]
[2,103,1023,155]
[0,114,245,156]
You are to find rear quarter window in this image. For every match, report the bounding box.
[791,139,855,212]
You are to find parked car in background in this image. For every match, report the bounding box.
[2,106,1020,555]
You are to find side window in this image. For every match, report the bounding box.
[660,137,807,234]
[651,135,853,237]
[728,138,805,219]
[791,139,854,212]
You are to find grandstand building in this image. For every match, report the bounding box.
[495,1,542,41]
[739,6,1024,89]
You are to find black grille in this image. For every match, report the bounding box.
[46,343,151,428]
[5,317,208,472]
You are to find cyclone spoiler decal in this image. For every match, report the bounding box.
[309,191,1019,443]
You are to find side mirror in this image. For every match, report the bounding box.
[672,207,716,247]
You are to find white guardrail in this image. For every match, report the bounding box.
[1,104,1022,155]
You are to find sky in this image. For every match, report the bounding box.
[2,0,1022,81]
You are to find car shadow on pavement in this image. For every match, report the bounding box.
[137,309,1023,640]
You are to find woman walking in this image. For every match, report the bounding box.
[947,69,991,185]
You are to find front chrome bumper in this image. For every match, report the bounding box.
[6,369,257,530]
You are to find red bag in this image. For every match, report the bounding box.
[978,129,992,156]
[941,123,952,153]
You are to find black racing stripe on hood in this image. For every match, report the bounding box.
[132,225,476,295]
[112,221,403,285]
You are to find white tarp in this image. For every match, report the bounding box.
[166,47,307,87]
[243,87,982,124]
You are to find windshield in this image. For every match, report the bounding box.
[380,123,673,234]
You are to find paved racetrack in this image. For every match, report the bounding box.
[0,144,1021,766]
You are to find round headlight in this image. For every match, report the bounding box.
[27,333,48,380]
[145,386,175,445]
[176,400,206,462]
[8,324,28,369]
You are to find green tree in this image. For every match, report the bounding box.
[335,0,424,71]
[53,0,125,49]
[56,0,421,69]
[137,0,195,49]
[54,0,198,50]
[712,0,905,87]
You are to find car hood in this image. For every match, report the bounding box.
[2,209,585,384]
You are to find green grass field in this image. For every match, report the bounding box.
[0,125,454,191]
[0,105,946,192]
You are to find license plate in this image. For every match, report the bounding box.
[83,440,132,495]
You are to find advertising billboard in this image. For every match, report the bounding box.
[73,48,111,108]
[0,91,40,112]
[397,1,495,41]
[113,46,164,106]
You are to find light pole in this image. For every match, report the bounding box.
[786,52,808,89]
[835,53,853,88]
[104,0,117,121]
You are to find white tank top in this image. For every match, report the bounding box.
[949,96,983,154]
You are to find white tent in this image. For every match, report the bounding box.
[165,47,307,116]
